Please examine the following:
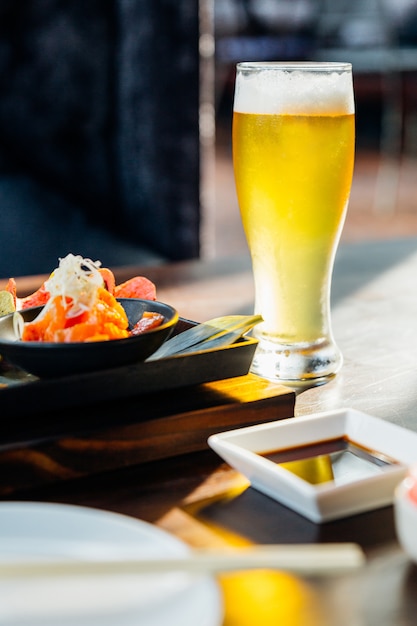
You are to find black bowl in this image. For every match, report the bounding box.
[0,298,178,378]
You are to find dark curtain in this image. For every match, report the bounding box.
[0,0,200,276]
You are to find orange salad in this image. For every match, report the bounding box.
[22,287,130,343]
[16,254,159,343]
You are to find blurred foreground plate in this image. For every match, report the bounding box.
[0,502,222,626]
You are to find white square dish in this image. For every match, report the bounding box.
[208,408,417,523]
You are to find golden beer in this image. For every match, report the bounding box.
[233,63,355,381]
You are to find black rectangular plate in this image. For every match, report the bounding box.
[0,319,258,422]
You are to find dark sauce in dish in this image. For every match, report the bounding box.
[261,437,399,486]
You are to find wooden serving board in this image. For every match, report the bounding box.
[0,374,295,495]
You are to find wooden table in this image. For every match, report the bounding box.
[3,237,417,625]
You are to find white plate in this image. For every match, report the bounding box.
[0,502,222,626]
[208,408,417,523]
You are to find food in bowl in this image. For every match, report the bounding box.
[2,253,157,313]
[4,254,162,343]
[0,254,178,376]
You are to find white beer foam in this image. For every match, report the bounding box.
[234,67,354,115]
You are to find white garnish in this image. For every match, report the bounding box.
[42,254,103,318]
[13,312,24,339]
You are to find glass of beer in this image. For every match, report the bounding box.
[233,62,355,382]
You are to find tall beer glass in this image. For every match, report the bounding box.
[233,62,355,382]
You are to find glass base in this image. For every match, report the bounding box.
[250,336,343,384]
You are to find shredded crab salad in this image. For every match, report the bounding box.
[18,254,163,343]
[44,254,104,320]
